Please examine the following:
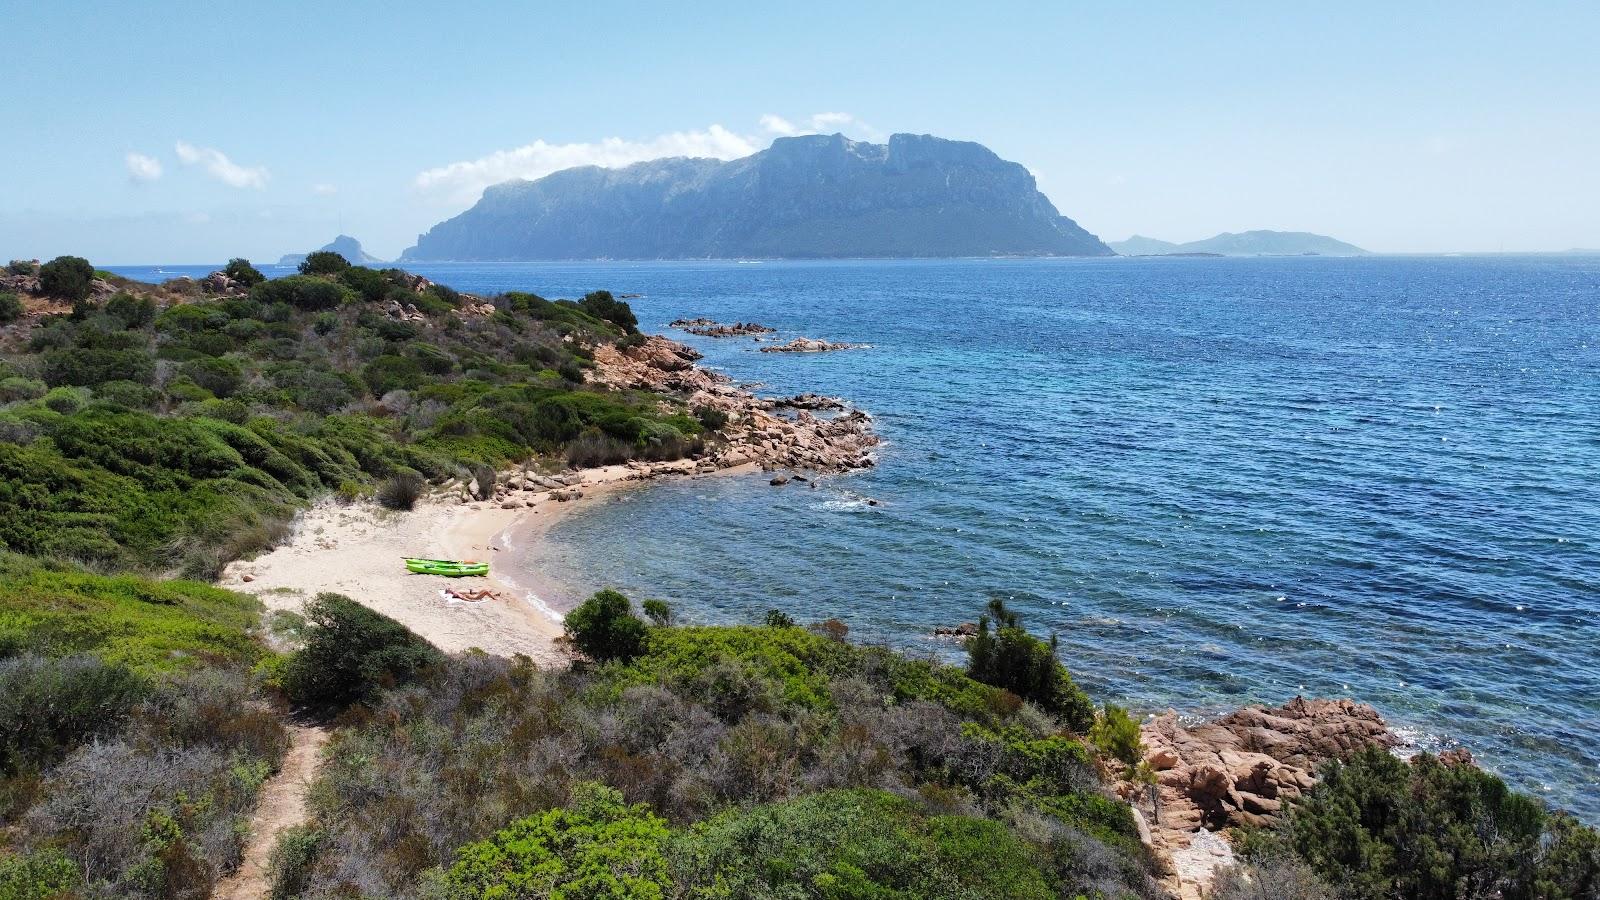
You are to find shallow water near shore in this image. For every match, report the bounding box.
[112,256,1600,819]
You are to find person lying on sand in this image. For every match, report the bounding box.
[443,588,499,602]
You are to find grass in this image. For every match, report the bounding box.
[0,553,262,673]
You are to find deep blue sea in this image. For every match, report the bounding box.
[110,256,1600,820]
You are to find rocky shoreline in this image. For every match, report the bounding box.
[1117,697,1401,899]
[592,334,879,473]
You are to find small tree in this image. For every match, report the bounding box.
[564,589,647,662]
[965,599,1095,732]
[1090,703,1144,771]
[642,598,673,627]
[298,250,350,276]
[282,592,442,708]
[763,609,797,628]
[578,290,639,333]
[0,292,21,324]
[223,257,266,287]
[39,256,95,301]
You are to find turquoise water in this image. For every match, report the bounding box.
[110,256,1600,818]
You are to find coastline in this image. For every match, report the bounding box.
[223,459,761,664]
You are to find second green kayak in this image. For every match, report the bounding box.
[404,557,489,577]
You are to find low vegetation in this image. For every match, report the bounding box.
[271,595,1161,898]
[0,253,705,577]
[1222,745,1600,900]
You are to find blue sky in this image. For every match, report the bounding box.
[4,0,1598,261]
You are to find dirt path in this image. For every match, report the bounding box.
[212,722,329,900]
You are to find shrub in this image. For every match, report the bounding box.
[0,654,147,778]
[337,266,388,303]
[672,789,1057,899]
[965,599,1095,732]
[178,355,245,398]
[0,555,262,672]
[268,825,325,900]
[1090,703,1143,770]
[0,848,81,900]
[617,331,648,350]
[578,290,638,333]
[39,255,95,300]
[282,592,442,708]
[0,376,45,403]
[1262,745,1600,900]
[1212,852,1337,900]
[41,347,156,387]
[693,404,729,431]
[298,250,350,276]
[642,598,672,627]
[376,472,426,510]
[565,589,648,663]
[565,428,634,468]
[363,354,424,396]
[6,259,39,276]
[104,291,156,328]
[764,609,797,628]
[443,781,672,899]
[224,257,266,288]
[251,275,350,311]
[0,291,22,323]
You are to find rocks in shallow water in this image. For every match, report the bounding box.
[769,475,790,486]
[759,337,866,353]
[933,622,979,638]
[669,318,776,337]
[768,393,847,411]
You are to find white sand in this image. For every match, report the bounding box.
[222,461,753,665]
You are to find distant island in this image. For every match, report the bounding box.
[402,133,1113,260]
[279,234,385,267]
[1110,230,1369,257]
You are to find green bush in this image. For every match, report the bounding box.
[178,355,245,398]
[0,554,263,672]
[282,592,442,708]
[6,259,39,276]
[338,265,388,302]
[0,848,81,900]
[41,346,156,387]
[376,472,426,510]
[1090,703,1143,770]
[224,257,266,288]
[1256,745,1600,900]
[565,589,649,663]
[0,376,45,403]
[104,291,156,328]
[0,654,147,778]
[364,353,424,396]
[673,789,1057,899]
[0,291,22,323]
[299,250,351,275]
[39,255,95,301]
[268,825,325,900]
[965,599,1095,732]
[443,781,672,899]
[251,275,350,311]
[578,290,638,333]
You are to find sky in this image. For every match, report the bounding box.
[4,0,1598,262]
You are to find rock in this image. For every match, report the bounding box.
[241,574,255,583]
[1145,748,1181,771]
[759,337,867,353]
[770,476,790,486]
[670,319,776,337]
[501,501,520,509]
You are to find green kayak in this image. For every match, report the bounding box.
[404,557,489,577]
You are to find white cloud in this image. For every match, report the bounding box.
[174,141,268,189]
[414,114,879,205]
[125,152,163,182]
[760,114,799,136]
[415,125,758,204]
[312,183,338,196]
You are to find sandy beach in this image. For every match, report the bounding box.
[222,461,755,665]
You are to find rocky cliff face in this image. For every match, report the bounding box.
[279,235,385,267]
[403,134,1112,260]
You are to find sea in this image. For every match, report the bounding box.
[109,256,1600,820]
